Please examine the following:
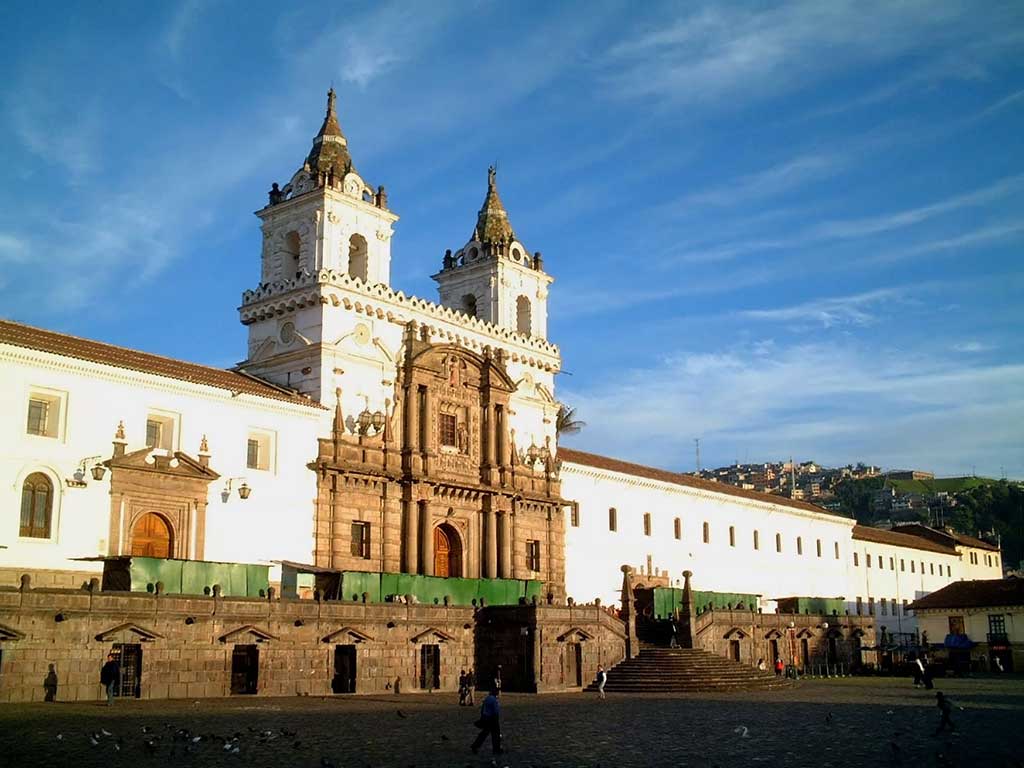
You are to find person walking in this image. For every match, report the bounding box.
[43,664,58,702]
[774,657,784,677]
[458,669,467,706]
[470,687,503,755]
[466,668,475,706]
[933,692,955,735]
[596,665,607,700]
[913,655,925,687]
[100,653,120,706]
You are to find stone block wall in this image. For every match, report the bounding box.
[692,608,876,669]
[0,586,625,703]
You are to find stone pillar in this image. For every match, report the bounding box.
[678,569,696,649]
[402,497,418,574]
[495,406,506,469]
[403,384,419,452]
[420,388,432,465]
[497,510,511,578]
[620,564,639,659]
[481,403,492,467]
[419,501,434,576]
[484,508,498,578]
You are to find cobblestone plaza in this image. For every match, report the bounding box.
[1,677,1021,767]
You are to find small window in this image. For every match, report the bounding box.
[25,390,64,439]
[608,507,617,532]
[516,295,532,336]
[900,559,905,572]
[866,553,872,568]
[729,526,736,547]
[570,504,579,528]
[989,613,1006,635]
[892,597,899,616]
[246,431,273,471]
[797,537,803,555]
[816,539,822,558]
[643,513,652,536]
[930,563,934,575]
[878,556,884,571]
[673,517,681,540]
[439,413,457,448]
[753,530,760,550]
[911,560,915,573]
[855,597,863,616]
[703,522,710,544]
[868,597,875,616]
[947,564,951,577]
[853,552,859,567]
[775,533,782,553]
[20,473,53,539]
[834,541,840,559]
[145,412,176,451]
[890,557,895,570]
[920,561,925,574]
[526,540,541,571]
[903,599,909,615]
[880,598,888,616]
[351,522,371,559]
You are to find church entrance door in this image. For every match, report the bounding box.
[131,513,173,558]
[433,524,462,577]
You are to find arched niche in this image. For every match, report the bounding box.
[516,295,532,335]
[348,234,369,282]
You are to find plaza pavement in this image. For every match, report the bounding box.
[0,676,1021,767]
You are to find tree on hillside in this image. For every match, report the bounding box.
[555,404,586,443]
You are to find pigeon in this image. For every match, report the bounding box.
[825,712,833,726]
[101,729,113,737]
[293,741,302,749]
[397,710,407,718]
[114,743,121,752]
[441,734,450,741]
[733,726,750,738]
[56,734,63,741]
[142,726,151,734]
[321,758,336,768]
[191,735,202,743]
[89,737,100,747]
[230,746,240,755]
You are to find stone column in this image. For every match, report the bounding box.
[678,569,696,649]
[620,565,639,659]
[484,508,498,578]
[497,510,512,578]
[481,403,492,467]
[403,384,419,452]
[402,497,418,574]
[419,501,434,576]
[495,405,506,468]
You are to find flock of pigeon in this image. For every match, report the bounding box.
[57,723,308,759]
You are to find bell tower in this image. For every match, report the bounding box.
[239,89,399,403]
[432,167,553,339]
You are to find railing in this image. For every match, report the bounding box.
[987,633,1010,646]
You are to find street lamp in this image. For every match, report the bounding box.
[223,477,252,500]
[77,455,106,483]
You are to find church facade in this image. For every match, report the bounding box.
[0,92,1004,700]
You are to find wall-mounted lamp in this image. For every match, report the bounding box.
[222,477,252,501]
[76,455,107,483]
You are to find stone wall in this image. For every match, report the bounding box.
[692,608,876,669]
[0,585,626,703]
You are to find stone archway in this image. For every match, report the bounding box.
[433,523,463,578]
[131,513,173,558]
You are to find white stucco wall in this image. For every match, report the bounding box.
[560,461,856,610]
[0,344,328,582]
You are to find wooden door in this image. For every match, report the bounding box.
[434,526,450,577]
[112,643,143,698]
[729,639,741,662]
[131,513,172,558]
[564,643,582,686]
[420,644,440,690]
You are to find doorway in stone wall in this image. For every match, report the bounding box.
[111,643,143,698]
[231,644,259,694]
[131,513,173,558]
[564,642,582,686]
[332,645,357,693]
[433,524,462,577]
[420,644,440,690]
[729,639,741,662]
[770,638,780,664]
[800,638,810,669]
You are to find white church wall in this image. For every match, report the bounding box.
[0,345,327,583]
[560,461,857,610]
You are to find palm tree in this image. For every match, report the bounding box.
[555,404,586,442]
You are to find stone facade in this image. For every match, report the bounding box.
[0,582,623,703]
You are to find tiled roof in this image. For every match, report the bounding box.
[852,525,957,555]
[892,523,1000,552]
[949,531,1000,552]
[910,578,1024,610]
[0,319,323,409]
[558,447,846,518]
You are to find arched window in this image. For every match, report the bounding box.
[283,231,301,278]
[348,234,369,282]
[462,294,477,318]
[20,473,53,538]
[516,295,531,335]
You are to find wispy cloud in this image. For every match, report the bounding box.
[953,341,994,354]
[561,339,1024,476]
[679,152,845,208]
[739,287,902,329]
[157,0,206,99]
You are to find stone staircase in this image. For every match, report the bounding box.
[586,646,787,693]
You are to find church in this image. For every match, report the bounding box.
[0,91,1003,701]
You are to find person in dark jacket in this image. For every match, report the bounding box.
[43,664,58,702]
[100,654,120,706]
[470,687,502,755]
[934,692,955,735]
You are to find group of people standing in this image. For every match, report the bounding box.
[457,668,476,706]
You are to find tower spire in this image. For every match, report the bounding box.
[473,165,515,245]
[304,88,354,182]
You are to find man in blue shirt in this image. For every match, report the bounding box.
[470,687,503,755]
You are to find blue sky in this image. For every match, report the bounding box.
[1,1,1022,478]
